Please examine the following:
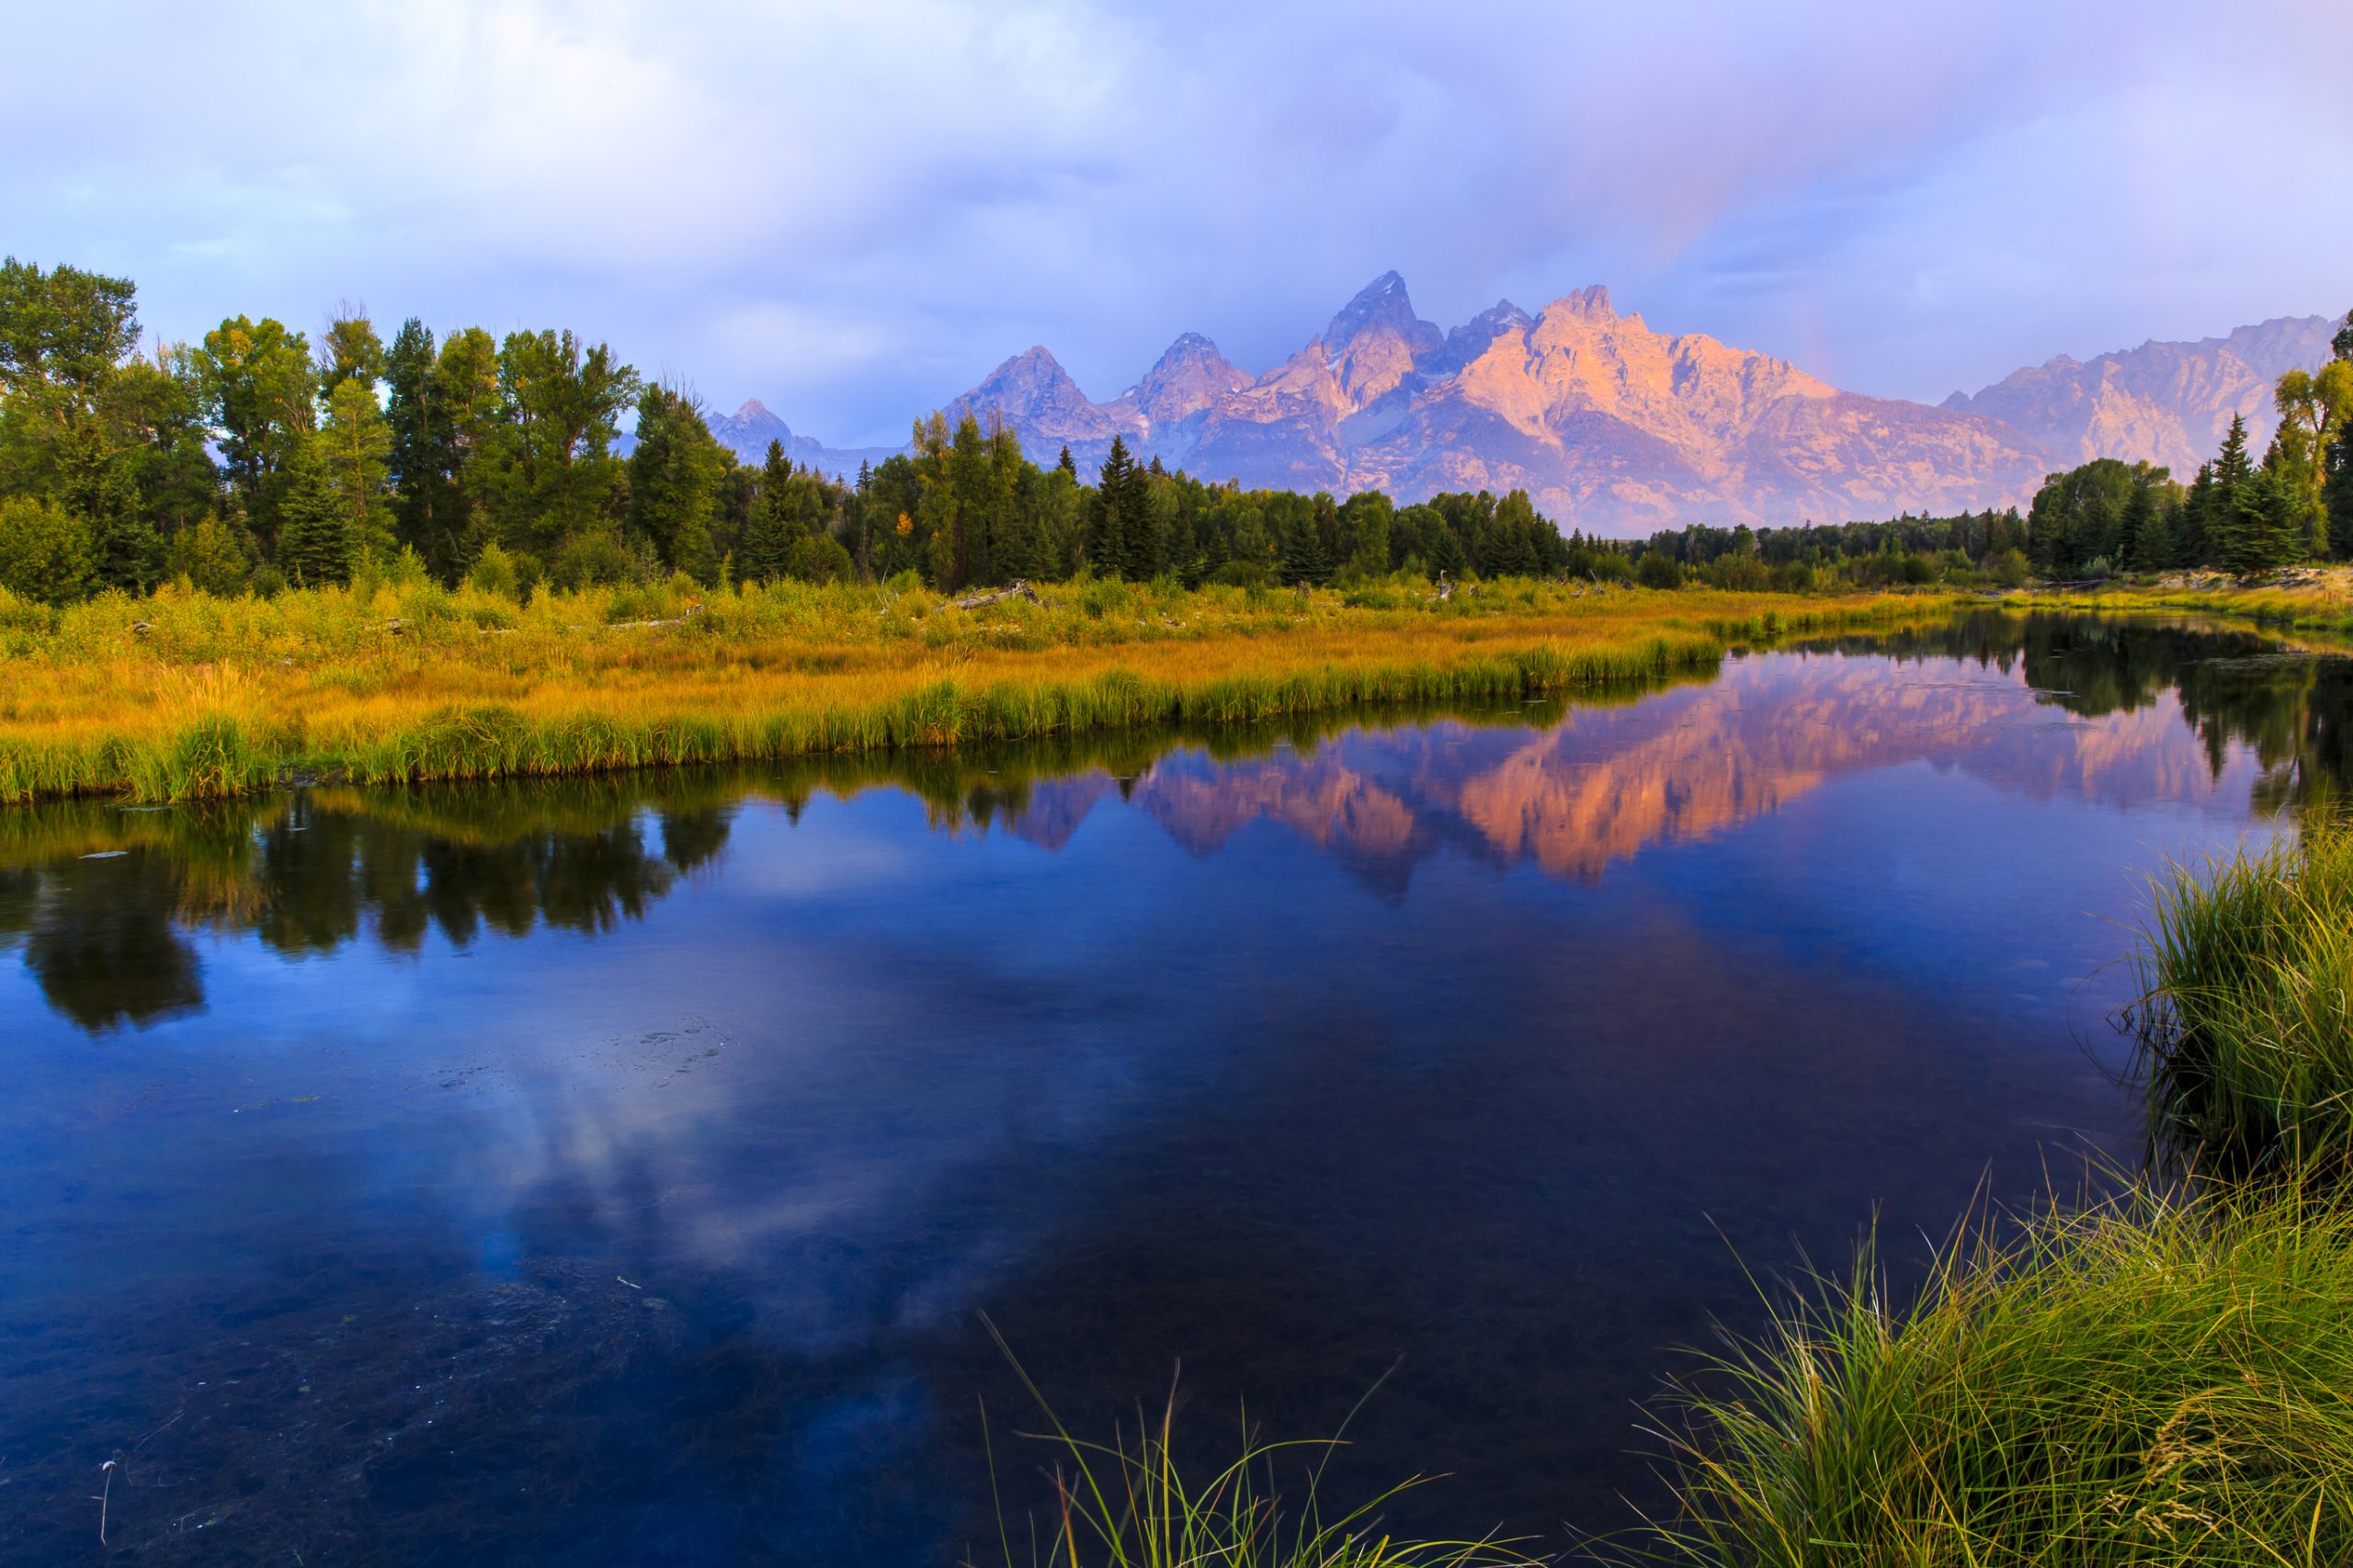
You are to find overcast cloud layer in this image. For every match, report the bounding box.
[9,0,2351,444]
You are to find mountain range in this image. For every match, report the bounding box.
[710,274,2338,536]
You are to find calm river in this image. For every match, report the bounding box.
[4,611,2347,1563]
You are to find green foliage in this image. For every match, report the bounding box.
[320,374,394,562]
[271,434,352,587]
[2028,458,2178,575]
[468,328,638,555]
[0,256,139,401]
[1635,550,1682,589]
[192,313,314,551]
[165,515,250,597]
[626,383,728,579]
[0,494,94,604]
[464,540,522,598]
[314,306,384,401]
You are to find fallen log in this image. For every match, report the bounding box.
[946,580,1041,610]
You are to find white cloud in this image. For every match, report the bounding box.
[6,0,2348,443]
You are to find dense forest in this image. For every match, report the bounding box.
[0,259,1616,605]
[6,257,2347,606]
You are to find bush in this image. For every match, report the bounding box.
[783,532,854,585]
[466,542,522,599]
[164,515,250,597]
[1635,551,1682,589]
[0,496,96,605]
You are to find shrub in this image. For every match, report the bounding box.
[0,496,95,605]
[1635,551,1682,590]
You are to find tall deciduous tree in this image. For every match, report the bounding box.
[321,375,395,562]
[193,315,314,552]
[470,329,638,557]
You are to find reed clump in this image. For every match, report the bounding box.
[0,574,1946,803]
[2133,824,2353,1180]
[976,1333,1537,1568]
[1645,1186,2353,1567]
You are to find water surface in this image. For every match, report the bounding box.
[4,611,2348,1563]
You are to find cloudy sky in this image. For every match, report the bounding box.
[10,0,2350,444]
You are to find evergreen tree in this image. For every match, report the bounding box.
[1089,436,1149,579]
[385,318,468,579]
[2121,481,2175,574]
[2223,466,2303,574]
[743,439,797,582]
[273,434,352,586]
[62,418,160,591]
[1280,500,1332,585]
[1057,444,1076,477]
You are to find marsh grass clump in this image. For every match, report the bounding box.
[1644,1187,2353,1567]
[975,1335,1538,1568]
[2133,824,2353,1178]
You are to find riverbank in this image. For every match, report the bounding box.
[0,574,1945,803]
[2026,566,2353,641]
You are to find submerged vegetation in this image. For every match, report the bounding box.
[0,574,1939,802]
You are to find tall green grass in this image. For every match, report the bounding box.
[1643,1186,2353,1567]
[2132,825,2353,1179]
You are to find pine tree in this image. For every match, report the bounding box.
[2122,481,2174,574]
[743,440,797,583]
[2224,466,2303,574]
[1280,504,1331,585]
[1090,437,1144,578]
[274,435,352,586]
[62,419,160,592]
[1057,445,1076,478]
[385,318,467,578]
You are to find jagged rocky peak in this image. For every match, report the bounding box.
[1562,283,1614,317]
[1323,270,1443,358]
[952,344,1129,440]
[1133,332,1249,423]
[1432,300,1536,374]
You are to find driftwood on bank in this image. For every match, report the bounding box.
[944,580,1041,610]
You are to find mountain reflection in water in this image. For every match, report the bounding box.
[3,610,2350,1565]
[6,612,2346,1034]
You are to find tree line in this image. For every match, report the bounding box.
[2024,317,2353,577]
[0,258,1598,604]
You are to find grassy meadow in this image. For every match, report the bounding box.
[0,569,1945,803]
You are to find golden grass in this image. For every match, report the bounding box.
[2031,571,2353,646]
[0,573,1949,802]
